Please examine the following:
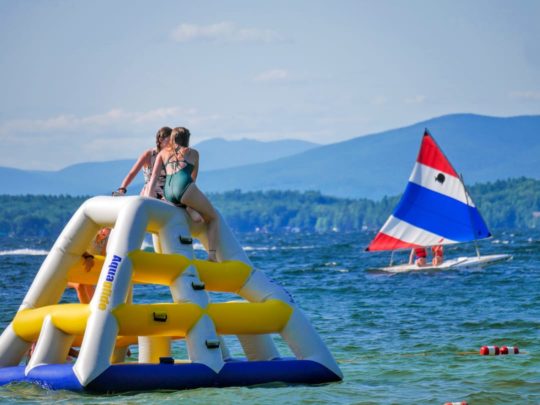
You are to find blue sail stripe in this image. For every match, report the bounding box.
[393,182,491,242]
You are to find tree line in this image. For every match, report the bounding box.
[0,177,539,237]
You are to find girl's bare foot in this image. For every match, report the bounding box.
[208,249,218,262]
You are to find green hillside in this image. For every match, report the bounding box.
[0,178,538,238]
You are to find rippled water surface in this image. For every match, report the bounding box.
[0,230,538,404]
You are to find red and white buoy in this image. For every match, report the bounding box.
[444,402,468,405]
[500,346,519,355]
[479,345,499,355]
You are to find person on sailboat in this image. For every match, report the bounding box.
[409,247,427,267]
[431,245,444,266]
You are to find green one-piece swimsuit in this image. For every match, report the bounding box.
[163,150,194,206]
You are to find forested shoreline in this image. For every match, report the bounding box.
[0,177,539,237]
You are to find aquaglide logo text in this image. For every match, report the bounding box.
[98,255,122,310]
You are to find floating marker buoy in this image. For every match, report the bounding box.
[480,345,499,355]
[500,346,519,355]
[444,402,468,405]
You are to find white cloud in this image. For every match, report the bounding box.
[0,106,213,137]
[0,110,125,135]
[132,107,197,124]
[170,22,283,43]
[510,91,540,101]
[254,69,289,82]
[371,96,388,105]
[0,106,226,169]
[404,95,426,104]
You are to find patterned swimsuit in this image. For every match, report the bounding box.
[143,149,166,199]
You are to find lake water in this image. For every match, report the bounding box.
[0,230,538,404]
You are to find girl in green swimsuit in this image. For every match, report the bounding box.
[145,127,219,262]
[163,147,195,205]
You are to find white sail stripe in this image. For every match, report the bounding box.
[380,215,459,247]
[408,163,475,207]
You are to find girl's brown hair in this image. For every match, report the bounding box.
[155,127,172,151]
[171,127,191,148]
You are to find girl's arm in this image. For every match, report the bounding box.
[144,152,165,197]
[191,149,200,181]
[118,150,151,193]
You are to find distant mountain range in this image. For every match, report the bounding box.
[1,114,539,199]
[198,114,540,199]
[194,138,319,171]
[0,138,318,196]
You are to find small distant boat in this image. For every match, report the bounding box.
[366,129,512,273]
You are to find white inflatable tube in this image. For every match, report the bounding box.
[0,325,32,367]
[0,200,102,366]
[74,198,153,385]
[21,214,99,310]
[281,309,342,378]
[237,334,280,361]
[186,315,224,373]
[171,265,207,306]
[25,315,74,374]
[238,260,342,378]
[163,211,224,373]
[190,212,280,361]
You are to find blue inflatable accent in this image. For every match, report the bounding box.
[0,366,27,386]
[88,362,216,392]
[216,358,339,386]
[27,364,83,390]
[0,359,341,392]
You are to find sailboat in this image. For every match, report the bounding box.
[366,129,512,273]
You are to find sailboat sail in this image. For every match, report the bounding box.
[366,130,491,252]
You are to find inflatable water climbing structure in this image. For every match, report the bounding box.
[0,196,342,392]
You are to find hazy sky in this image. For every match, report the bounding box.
[1,0,539,170]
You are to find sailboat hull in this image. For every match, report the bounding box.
[377,254,512,273]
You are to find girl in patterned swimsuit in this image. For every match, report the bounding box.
[116,127,172,198]
[145,127,219,262]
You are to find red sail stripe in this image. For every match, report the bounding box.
[417,132,458,177]
[366,232,422,251]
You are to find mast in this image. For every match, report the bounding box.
[460,173,481,258]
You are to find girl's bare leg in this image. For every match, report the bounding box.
[181,184,219,262]
[186,207,204,223]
